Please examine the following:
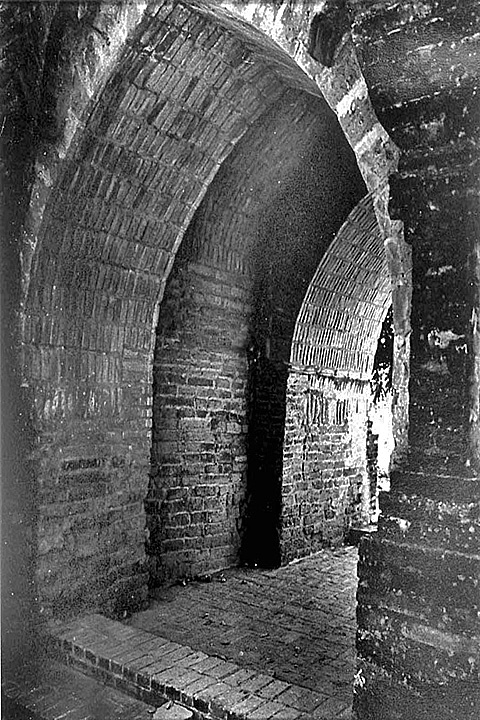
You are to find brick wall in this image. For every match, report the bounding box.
[382,92,479,471]
[146,239,252,583]
[224,0,411,469]
[356,473,480,720]
[282,373,369,561]
[351,3,480,717]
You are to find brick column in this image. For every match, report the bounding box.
[354,115,480,720]
[351,6,480,713]
[355,472,480,720]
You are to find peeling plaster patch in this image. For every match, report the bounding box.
[402,623,480,655]
[353,123,388,158]
[406,1,432,22]
[34,161,52,188]
[420,112,446,141]
[427,329,465,351]
[426,265,454,276]
[392,517,411,534]
[413,43,436,59]
[336,77,368,117]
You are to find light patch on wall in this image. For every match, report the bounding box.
[426,265,454,276]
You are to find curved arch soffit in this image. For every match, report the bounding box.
[23,0,325,310]
[291,194,391,380]
[21,0,361,427]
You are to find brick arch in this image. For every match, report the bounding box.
[24,1,356,619]
[147,85,366,579]
[281,195,391,561]
[291,194,390,377]
[222,0,411,462]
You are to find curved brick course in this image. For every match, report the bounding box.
[292,194,389,377]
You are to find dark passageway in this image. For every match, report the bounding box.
[2,1,480,719]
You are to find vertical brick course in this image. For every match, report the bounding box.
[281,372,368,562]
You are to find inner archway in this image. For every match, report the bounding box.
[147,85,366,584]
[281,194,392,562]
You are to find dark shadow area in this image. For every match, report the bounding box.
[1,85,41,680]
[243,118,366,568]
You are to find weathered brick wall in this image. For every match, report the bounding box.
[146,240,252,583]
[281,195,391,561]
[356,473,480,720]
[224,0,411,467]
[3,0,407,623]
[391,155,477,472]
[353,0,480,471]
[375,75,479,472]
[351,2,480,718]
[282,373,369,561]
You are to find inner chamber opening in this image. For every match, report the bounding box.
[145,85,371,585]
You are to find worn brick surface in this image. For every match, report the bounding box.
[2,659,157,720]
[22,0,321,620]
[42,548,357,718]
[282,372,369,561]
[146,87,365,580]
[130,547,357,702]
[20,0,378,618]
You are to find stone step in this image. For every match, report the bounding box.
[46,613,350,719]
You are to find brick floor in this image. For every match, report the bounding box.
[7,547,358,720]
[130,546,358,710]
[2,660,157,720]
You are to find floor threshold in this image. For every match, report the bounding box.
[45,613,352,719]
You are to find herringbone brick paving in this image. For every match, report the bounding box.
[130,546,358,712]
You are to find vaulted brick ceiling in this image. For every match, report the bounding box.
[24,1,328,430]
[292,194,390,377]
[19,0,366,614]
